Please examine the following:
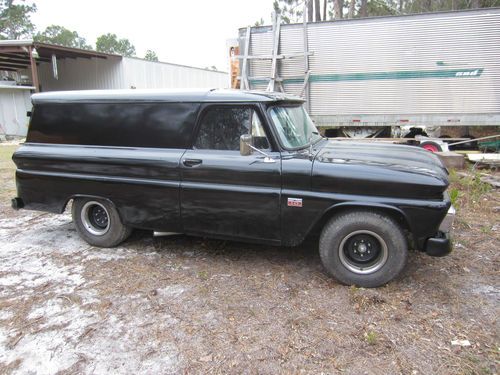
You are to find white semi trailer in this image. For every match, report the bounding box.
[235,8,500,140]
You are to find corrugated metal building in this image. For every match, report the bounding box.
[36,56,228,92]
[0,41,229,136]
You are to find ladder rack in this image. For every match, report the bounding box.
[233,9,313,106]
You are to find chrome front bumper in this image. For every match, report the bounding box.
[439,205,456,234]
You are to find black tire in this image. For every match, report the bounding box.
[404,127,428,138]
[319,210,408,288]
[72,198,132,247]
[458,136,477,150]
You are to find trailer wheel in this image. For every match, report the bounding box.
[72,198,132,247]
[420,141,442,152]
[319,210,408,288]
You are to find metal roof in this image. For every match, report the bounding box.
[241,7,500,32]
[0,40,120,72]
[33,42,121,59]
[124,56,228,75]
[31,88,305,104]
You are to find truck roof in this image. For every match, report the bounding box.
[31,89,305,104]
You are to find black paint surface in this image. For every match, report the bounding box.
[14,90,451,251]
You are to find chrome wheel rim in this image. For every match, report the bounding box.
[338,230,388,274]
[81,201,110,236]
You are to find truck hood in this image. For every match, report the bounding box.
[312,140,449,199]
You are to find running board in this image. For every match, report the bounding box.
[153,231,182,237]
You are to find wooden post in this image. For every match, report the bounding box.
[267,12,281,92]
[28,46,39,92]
[241,27,251,90]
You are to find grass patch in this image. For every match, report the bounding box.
[448,168,492,210]
[364,331,377,345]
[0,145,18,200]
[480,225,492,234]
[197,270,209,281]
[0,145,18,166]
[449,188,459,206]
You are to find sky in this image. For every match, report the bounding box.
[31,0,274,72]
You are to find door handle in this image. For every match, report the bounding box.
[183,158,202,167]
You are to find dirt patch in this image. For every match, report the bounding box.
[0,147,498,374]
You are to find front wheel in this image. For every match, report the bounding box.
[72,198,132,247]
[319,210,408,287]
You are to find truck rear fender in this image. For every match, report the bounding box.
[62,194,126,225]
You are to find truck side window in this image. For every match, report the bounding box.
[195,107,270,150]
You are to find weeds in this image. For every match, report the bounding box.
[197,270,209,280]
[480,225,491,234]
[448,169,492,210]
[450,188,459,206]
[364,331,377,345]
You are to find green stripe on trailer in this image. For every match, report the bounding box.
[249,68,484,85]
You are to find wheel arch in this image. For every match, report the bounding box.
[63,194,125,224]
[317,203,410,287]
[308,202,413,239]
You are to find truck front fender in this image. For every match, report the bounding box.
[281,199,413,247]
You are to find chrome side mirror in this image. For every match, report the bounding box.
[240,134,253,156]
[240,134,276,163]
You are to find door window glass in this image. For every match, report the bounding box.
[251,112,270,150]
[195,107,270,150]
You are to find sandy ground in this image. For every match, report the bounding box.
[0,144,498,374]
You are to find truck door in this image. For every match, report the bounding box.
[180,104,282,243]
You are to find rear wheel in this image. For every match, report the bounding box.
[72,198,132,247]
[319,210,408,287]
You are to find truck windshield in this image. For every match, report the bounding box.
[269,105,321,149]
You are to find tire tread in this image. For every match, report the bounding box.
[319,209,408,287]
[72,198,132,247]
